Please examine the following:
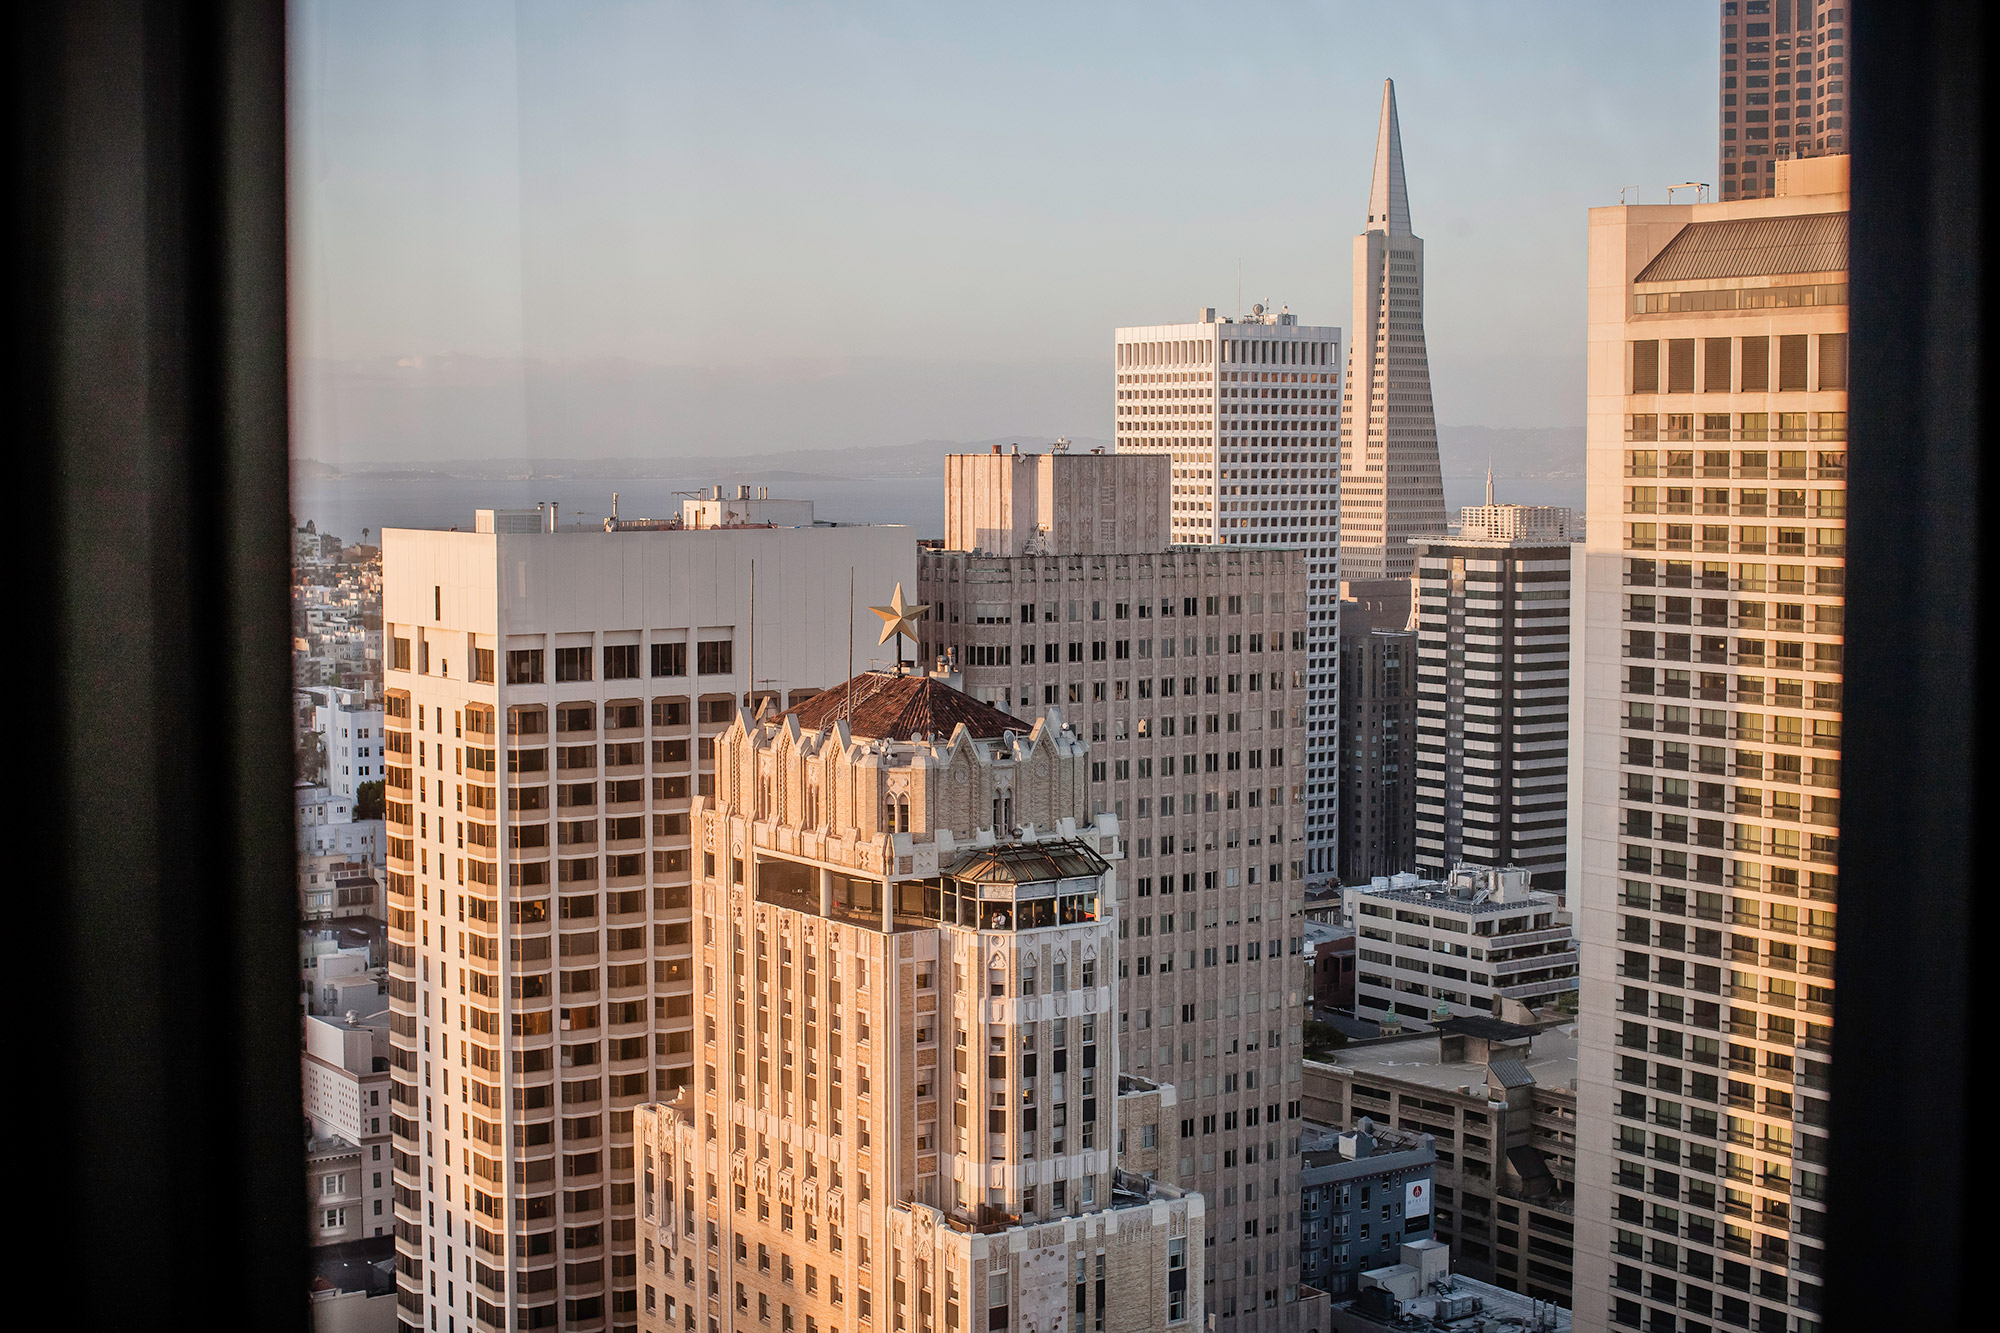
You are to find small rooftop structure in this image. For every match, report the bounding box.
[1325,1235,1569,1331]
[1351,864,1546,916]
[948,840,1110,885]
[681,485,814,530]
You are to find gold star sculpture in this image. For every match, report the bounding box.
[869,582,930,668]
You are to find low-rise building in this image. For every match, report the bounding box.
[295,782,384,869]
[1344,866,1577,1023]
[308,1235,397,1333]
[1299,1120,1436,1298]
[302,853,380,923]
[302,942,384,1019]
[1306,920,1357,1012]
[1324,1245,1571,1333]
[1302,1017,1579,1306]
[679,483,816,529]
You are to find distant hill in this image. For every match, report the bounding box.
[295,436,1115,483]
[1437,425,1585,482]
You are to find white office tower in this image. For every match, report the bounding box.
[379,510,911,1333]
[1338,79,1447,583]
[1113,312,1345,881]
[1571,158,1848,1333]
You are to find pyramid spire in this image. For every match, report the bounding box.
[1485,461,1495,506]
[1366,78,1411,234]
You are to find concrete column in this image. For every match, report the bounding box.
[819,865,834,918]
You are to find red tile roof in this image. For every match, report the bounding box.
[779,671,1025,742]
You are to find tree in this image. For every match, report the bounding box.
[354,779,385,822]
[1302,1019,1348,1060]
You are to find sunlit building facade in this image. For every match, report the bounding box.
[380,515,910,1332]
[1571,160,1848,1333]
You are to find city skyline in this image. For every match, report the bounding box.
[292,2,1720,464]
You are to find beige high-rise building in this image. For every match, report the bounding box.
[1338,78,1446,584]
[1112,315,1345,882]
[634,669,1207,1333]
[1719,1,1852,202]
[943,445,1170,558]
[1570,159,1847,1333]
[918,450,1323,1331]
[379,508,911,1333]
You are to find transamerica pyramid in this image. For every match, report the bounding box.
[1338,78,1447,580]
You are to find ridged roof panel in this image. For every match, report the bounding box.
[780,670,1024,743]
[1635,212,1848,283]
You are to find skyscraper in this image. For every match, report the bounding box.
[1570,158,1848,1333]
[1411,492,1576,895]
[921,448,1317,1329]
[1338,79,1446,584]
[1112,313,1345,880]
[1719,1,1852,201]
[1334,577,1417,885]
[635,668,1215,1333]
[379,508,912,1332]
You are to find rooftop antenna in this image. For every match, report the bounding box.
[1237,259,1242,321]
[746,558,755,714]
[845,568,855,722]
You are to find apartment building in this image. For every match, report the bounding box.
[303,853,382,923]
[1297,1121,1437,1299]
[634,668,1217,1333]
[919,450,1319,1330]
[1570,161,1847,1333]
[1303,1019,1579,1308]
[1113,309,1345,882]
[296,782,383,864]
[379,509,912,1333]
[313,685,386,802]
[1337,79,1446,584]
[1343,866,1579,1025]
[1412,503,1576,893]
[1335,578,1417,885]
[310,1134,374,1247]
[304,1011,395,1240]
[1719,2,1851,201]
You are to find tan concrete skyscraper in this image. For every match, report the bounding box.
[919,449,1322,1330]
[1719,1,1852,201]
[1570,157,1847,1333]
[634,670,1211,1333]
[1338,79,1446,583]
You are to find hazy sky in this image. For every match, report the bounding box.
[291,0,1717,458]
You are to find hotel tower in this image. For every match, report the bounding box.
[1571,157,1848,1333]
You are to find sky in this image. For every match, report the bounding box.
[290,0,1717,463]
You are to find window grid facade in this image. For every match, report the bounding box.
[1573,184,1845,1333]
